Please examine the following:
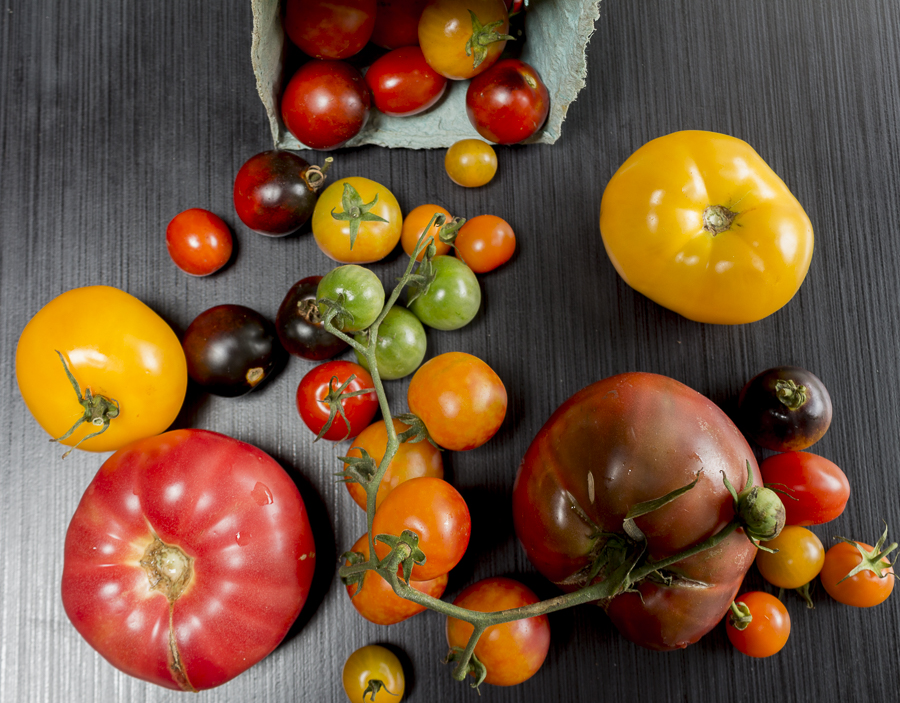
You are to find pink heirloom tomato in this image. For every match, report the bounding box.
[61,429,316,691]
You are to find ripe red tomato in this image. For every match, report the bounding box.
[725,591,791,658]
[165,208,232,276]
[820,538,895,607]
[418,0,510,80]
[365,46,448,116]
[407,352,507,451]
[760,451,850,526]
[466,59,549,144]
[372,476,471,581]
[513,372,761,651]
[344,533,448,625]
[296,360,378,441]
[281,60,371,150]
[371,0,427,49]
[454,214,516,272]
[284,0,376,59]
[61,429,316,691]
[445,577,550,687]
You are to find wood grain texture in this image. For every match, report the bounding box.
[2,0,899,701]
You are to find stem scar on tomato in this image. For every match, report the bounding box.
[52,350,120,458]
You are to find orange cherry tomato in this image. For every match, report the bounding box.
[418,0,510,80]
[755,525,825,589]
[725,591,791,658]
[454,214,515,272]
[165,208,233,276]
[400,204,453,261]
[445,139,497,187]
[820,538,895,607]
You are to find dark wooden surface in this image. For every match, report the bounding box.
[2,1,899,701]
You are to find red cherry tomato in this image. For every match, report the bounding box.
[284,0,376,59]
[372,476,471,581]
[371,0,428,49]
[725,591,791,658]
[760,451,850,526]
[365,46,448,117]
[165,208,232,276]
[466,59,550,145]
[296,360,378,441]
[282,60,371,150]
[454,214,516,272]
[445,577,550,687]
[61,429,316,690]
[344,533,448,625]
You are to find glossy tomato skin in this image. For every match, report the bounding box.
[275,276,349,360]
[284,0,376,60]
[342,645,406,703]
[401,203,453,261]
[15,286,188,453]
[372,476,471,581]
[760,451,849,525]
[296,360,378,441]
[371,0,428,48]
[316,264,386,333]
[446,577,550,686]
[182,305,285,397]
[166,208,233,276]
[513,372,760,651]
[281,60,371,150]
[599,131,814,324]
[466,59,549,144]
[345,533,447,625]
[419,0,510,80]
[726,591,791,658]
[820,540,895,607]
[738,366,833,451]
[445,139,498,187]
[407,255,482,330]
[344,418,444,510]
[366,46,448,116]
[755,525,825,589]
[354,305,427,381]
[455,214,516,272]
[407,352,507,451]
[61,429,316,691]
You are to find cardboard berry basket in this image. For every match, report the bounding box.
[250,0,602,150]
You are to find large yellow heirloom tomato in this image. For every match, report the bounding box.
[312,177,402,264]
[16,286,188,454]
[599,131,814,324]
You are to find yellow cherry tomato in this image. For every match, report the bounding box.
[418,0,510,81]
[599,131,814,324]
[312,177,402,264]
[342,645,405,703]
[15,286,188,454]
[445,139,498,187]
[755,525,825,589]
[401,204,453,261]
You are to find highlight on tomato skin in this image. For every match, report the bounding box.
[165,208,232,276]
[759,451,849,526]
[725,591,791,658]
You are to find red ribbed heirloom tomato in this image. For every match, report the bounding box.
[512,372,760,651]
[61,429,316,691]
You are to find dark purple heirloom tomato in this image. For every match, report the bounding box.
[275,276,349,361]
[465,58,549,145]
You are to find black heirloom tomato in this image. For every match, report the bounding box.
[276,276,348,361]
[183,305,285,397]
[512,372,760,651]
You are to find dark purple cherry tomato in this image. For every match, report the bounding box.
[737,366,833,451]
[284,0,376,60]
[365,46,448,117]
[371,0,427,49]
[275,276,349,361]
[166,208,233,276]
[281,60,371,151]
[182,305,285,397]
[465,58,549,145]
[233,151,329,236]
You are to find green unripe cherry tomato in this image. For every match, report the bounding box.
[317,265,385,333]
[407,255,481,331]
[354,306,427,381]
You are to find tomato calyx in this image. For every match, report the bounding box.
[331,182,389,250]
[394,412,441,449]
[314,374,377,441]
[774,378,808,411]
[464,10,514,71]
[701,204,738,236]
[51,350,120,458]
[834,524,899,584]
[301,155,333,193]
[375,529,427,583]
[361,678,399,701]
[728,599,754,631]
[723,462,786,550]
[444,647,488,690]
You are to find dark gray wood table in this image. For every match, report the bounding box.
[2,1,899,701]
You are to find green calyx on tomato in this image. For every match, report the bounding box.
[331,182,388,250]
[312,373,376,441]
[337,447,380,496]
[727,599,753,631]
[444,647,488,690]
[833,525,898,585]
[375,528,428,583]
[51,350,120,457]
[464,10,514,70]
[723,462,786,549]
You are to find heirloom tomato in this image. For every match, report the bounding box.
[445,577,550,687]
[276,276,349,361]
[512,372,760,651]
[342,644,406,703]
[61,429,316,691]
[372,476,471,581]
[165,208,232,276]
[599,131,814,324]
[16,286,187,454]
[365,46,448,117]
[726,591,791,658]
[418,0,510,80]
[296,360,378,441]
[344,418,444,510]
[345,533,448,625]
[465,59,549,145]
[445,139,498,187]
[407,352,507,451]
[312,177,402,263]
[760,451,849,526]
[284,0,376,60]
